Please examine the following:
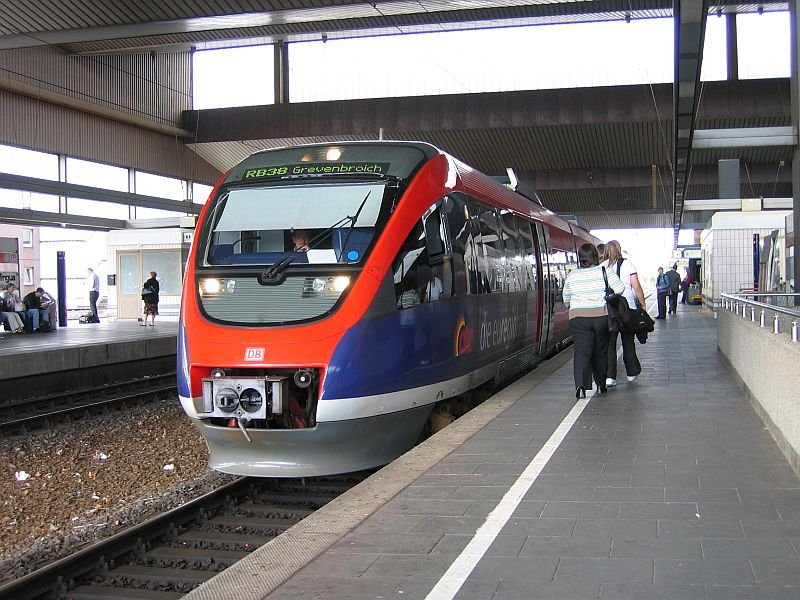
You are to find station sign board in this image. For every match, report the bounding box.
[676,246,701,260]
[0,271,19,286]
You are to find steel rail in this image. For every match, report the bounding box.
[0,383,177,436]
[0,478,252,599]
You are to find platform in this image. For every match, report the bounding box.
[187,303,800,600]
[0,319,177,384]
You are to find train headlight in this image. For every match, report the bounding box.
[326,147,342,161]
[331,276,350,292]
[215,387,239,412]
[239,388,263,413]
[200,278,222,295]
[312,278,326,293]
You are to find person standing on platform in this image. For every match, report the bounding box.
[563,243,624,400]
[655,267,669,319]
[666,263,681,314]
[86,267,100,323]
[39,287,57,330]
[141,271,160,327]
[601,240,646,386]
[680,269,691,304]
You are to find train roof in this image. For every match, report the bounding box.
[226,140,591,240]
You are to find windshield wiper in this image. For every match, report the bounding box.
[264,190,372,280]
[335,191,371,262]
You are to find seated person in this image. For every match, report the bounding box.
[292,230,310,252]
[0,285,25,333]
[22,287,51,332]
[3,283,31,331]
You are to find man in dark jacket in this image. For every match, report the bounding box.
[655,267,669,319]
[22,287,51,332]
[666,264,681,314]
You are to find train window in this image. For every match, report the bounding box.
[205,182,386,266]
[443,193,471,296]
[393,222,426,309]
[499,210,523,293]
[423,205,446,259]
[421,202,451,302]
[474,203,503,293]
[516,218,538,292]
[548,247,569,304]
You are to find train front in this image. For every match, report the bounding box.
[178,142,440,477]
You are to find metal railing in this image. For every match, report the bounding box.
[721,293,800,343]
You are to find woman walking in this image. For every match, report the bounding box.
[563,243,625,399]
[602,240,647,386]
[141,271,160,327]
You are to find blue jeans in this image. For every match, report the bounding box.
[23,308,49,331]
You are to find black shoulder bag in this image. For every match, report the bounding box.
[602,266,629,333]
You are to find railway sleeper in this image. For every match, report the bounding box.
[144,545,248,568]
[67,585,184,599]
[236,501,315,518]
[176,530,268,550]
[97,564,215,589]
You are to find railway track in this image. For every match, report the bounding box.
[0,472,369,599]
[0,373,177,437]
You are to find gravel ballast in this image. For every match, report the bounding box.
[0,400,236,581]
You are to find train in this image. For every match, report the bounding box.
[177,141,599,477]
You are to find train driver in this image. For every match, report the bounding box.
[292,230,310,252]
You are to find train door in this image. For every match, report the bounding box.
[534,223,554,354]
[117,252,141,319]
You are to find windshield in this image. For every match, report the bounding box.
[204,181,386,267]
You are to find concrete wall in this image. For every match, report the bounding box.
[718,308,800,475]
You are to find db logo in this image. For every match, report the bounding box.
[244,347,264,361]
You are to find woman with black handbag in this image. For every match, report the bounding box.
[563,243,625,399]
[141,271,160,327]
[601,241,647,386]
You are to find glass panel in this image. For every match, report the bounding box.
[206,182,385,266]
[135,207,186,219]
[443,193,470,296]
[135,171,186,201]
[516,217,538,292]
[26,192,58,213]
[421,203,449,302]
[700,14,727,81]
[66,157,129,191]
[393,222,426,309]
[69,197,129,219]
[0,144,58,179]
[475,204,503,293]
[290,19,672,102]
[192,182,214,204]
[119,254,138,295]
[142,252,182,295]
[193,45,275,109]
[738,11,789,79]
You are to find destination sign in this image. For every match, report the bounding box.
[243,162,391,179]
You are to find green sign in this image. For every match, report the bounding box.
[243,162,390,179]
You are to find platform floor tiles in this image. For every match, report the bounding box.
[196,304,800,600]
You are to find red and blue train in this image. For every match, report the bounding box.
[178,141,598,477]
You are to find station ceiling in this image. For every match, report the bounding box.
[0,0,793,231]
